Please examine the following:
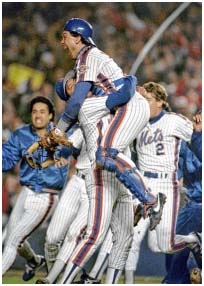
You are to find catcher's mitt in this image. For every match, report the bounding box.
[190,267,202,284]
[133,203,150,227]
[133,204,143,226]
[39,128,72,151]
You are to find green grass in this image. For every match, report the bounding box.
[2,270,163,284]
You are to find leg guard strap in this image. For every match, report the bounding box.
[96,147,119,172]
[116,168,152,203]
[96,147,155,204]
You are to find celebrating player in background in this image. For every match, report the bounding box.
[124,83,202,283]
[2,96,69,281]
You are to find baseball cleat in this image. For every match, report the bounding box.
[73,272,101,284]
[35,277,51,284]
[192,232,202,248]
[22,255,46,281]
[190,267,202,284]
[149,192,167,231]
[189,232,202,269]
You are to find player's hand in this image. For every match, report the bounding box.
[193,111,202,132]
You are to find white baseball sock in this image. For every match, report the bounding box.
[46,259,65,283]
[105,267,122,284]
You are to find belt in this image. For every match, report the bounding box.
[26,185,59,195]
[42,188,59,195]
[76,170,86,180]
[143,171,169,179]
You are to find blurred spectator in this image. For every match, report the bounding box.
[2,2,201,122]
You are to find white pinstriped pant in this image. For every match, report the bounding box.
[45,174,88,263]
[125,175,192,272]
[2,186,58,275]
[59,170,134,283]
[54,175,89,264]
[79,92,150,165]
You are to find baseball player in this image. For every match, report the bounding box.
[2,96,70,280]
[45,17,167,227]
[35,125,90,284]
[123,83,202,283]
[162,113,202,284]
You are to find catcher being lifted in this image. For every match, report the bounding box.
[25,126,73,169]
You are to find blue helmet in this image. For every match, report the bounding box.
[64,18,96,46]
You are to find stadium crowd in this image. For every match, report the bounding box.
[2,2,202,249]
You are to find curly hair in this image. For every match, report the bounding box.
[143,82,170,111]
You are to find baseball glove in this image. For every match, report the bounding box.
[39,127,73,151]
[134,204,142,226]
[190,267,202,284]
[24,128,72,169]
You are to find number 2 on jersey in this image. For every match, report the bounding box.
[156,143,165,155]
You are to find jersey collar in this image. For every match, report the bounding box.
[149,110,166,124]
[77,45,93,61]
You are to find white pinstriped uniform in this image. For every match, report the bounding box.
[75,45,150,165]
[78,96,110,164]
[59,115,134,284]
[76,46,124,84]
[79,92,150,166]
[137,113,193,173]
[125,112,194,273]
[45,127,90,264]
[2,186,58,275]
[88,228,113,280]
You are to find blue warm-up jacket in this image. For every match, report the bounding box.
[2,124,70,192]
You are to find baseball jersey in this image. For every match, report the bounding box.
[68,126,91,171]
[75,46,124,92]
[136,111,193,173]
